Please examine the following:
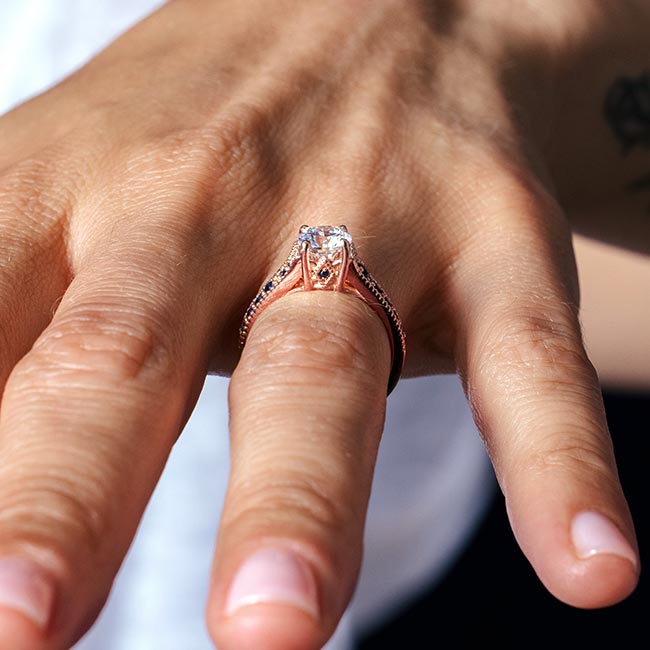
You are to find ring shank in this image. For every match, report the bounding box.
[238,227,405,395]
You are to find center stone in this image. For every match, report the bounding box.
[298,226,352,260]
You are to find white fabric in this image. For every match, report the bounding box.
[0,2,496,648]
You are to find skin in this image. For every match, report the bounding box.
[575,235,650,393]
[0,0,648,648]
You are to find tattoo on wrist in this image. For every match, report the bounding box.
[604,71,650,207]
[604,71,650,153]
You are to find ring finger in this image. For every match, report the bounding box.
[207,226,394,650]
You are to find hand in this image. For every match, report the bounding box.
[0,1,643,649]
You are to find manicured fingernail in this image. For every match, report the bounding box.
[571,511,638,567]
[225,547,319,617]
[0,557,54,628]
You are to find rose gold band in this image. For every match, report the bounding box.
[239,225,406,395]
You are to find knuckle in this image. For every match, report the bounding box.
[224,473,354,541]
[241,296,387,385]
[9,304,178,392]
[521,434,616,488]
[478,305,593,387]
[0,157,71,247]
[204,103,271,176]
[140,103,275,195]
[0,467,115,558]
[202,105,282,211]
[116,103,280,238]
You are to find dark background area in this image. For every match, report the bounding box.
[358,389,648,648]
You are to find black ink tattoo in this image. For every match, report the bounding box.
[604,72,650,211]
[604,71,650,153]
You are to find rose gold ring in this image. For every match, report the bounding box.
[238,225,406,395]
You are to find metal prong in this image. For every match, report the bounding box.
[339,224,348,232]
[299,224,309,232]
[301,241,313,290]
[335,240,350,292]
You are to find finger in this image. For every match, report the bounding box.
[0,239,213,649]
[207,289,392,650]
[454,176,640,608]
[0,161,71,387]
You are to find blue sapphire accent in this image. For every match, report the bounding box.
[279,268,287,277]
[254,294,263,305]
[318,269,330,279]
[264,281,274,292]
[246,307,254,317]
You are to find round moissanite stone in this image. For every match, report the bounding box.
[298,226,352,260]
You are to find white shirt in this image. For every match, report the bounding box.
[0,3,495,648]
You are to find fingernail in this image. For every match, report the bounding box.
[0,557,54,628]
[225,547,319,617]
[571,511,638,567]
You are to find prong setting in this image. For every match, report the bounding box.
[239,224,406,394]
